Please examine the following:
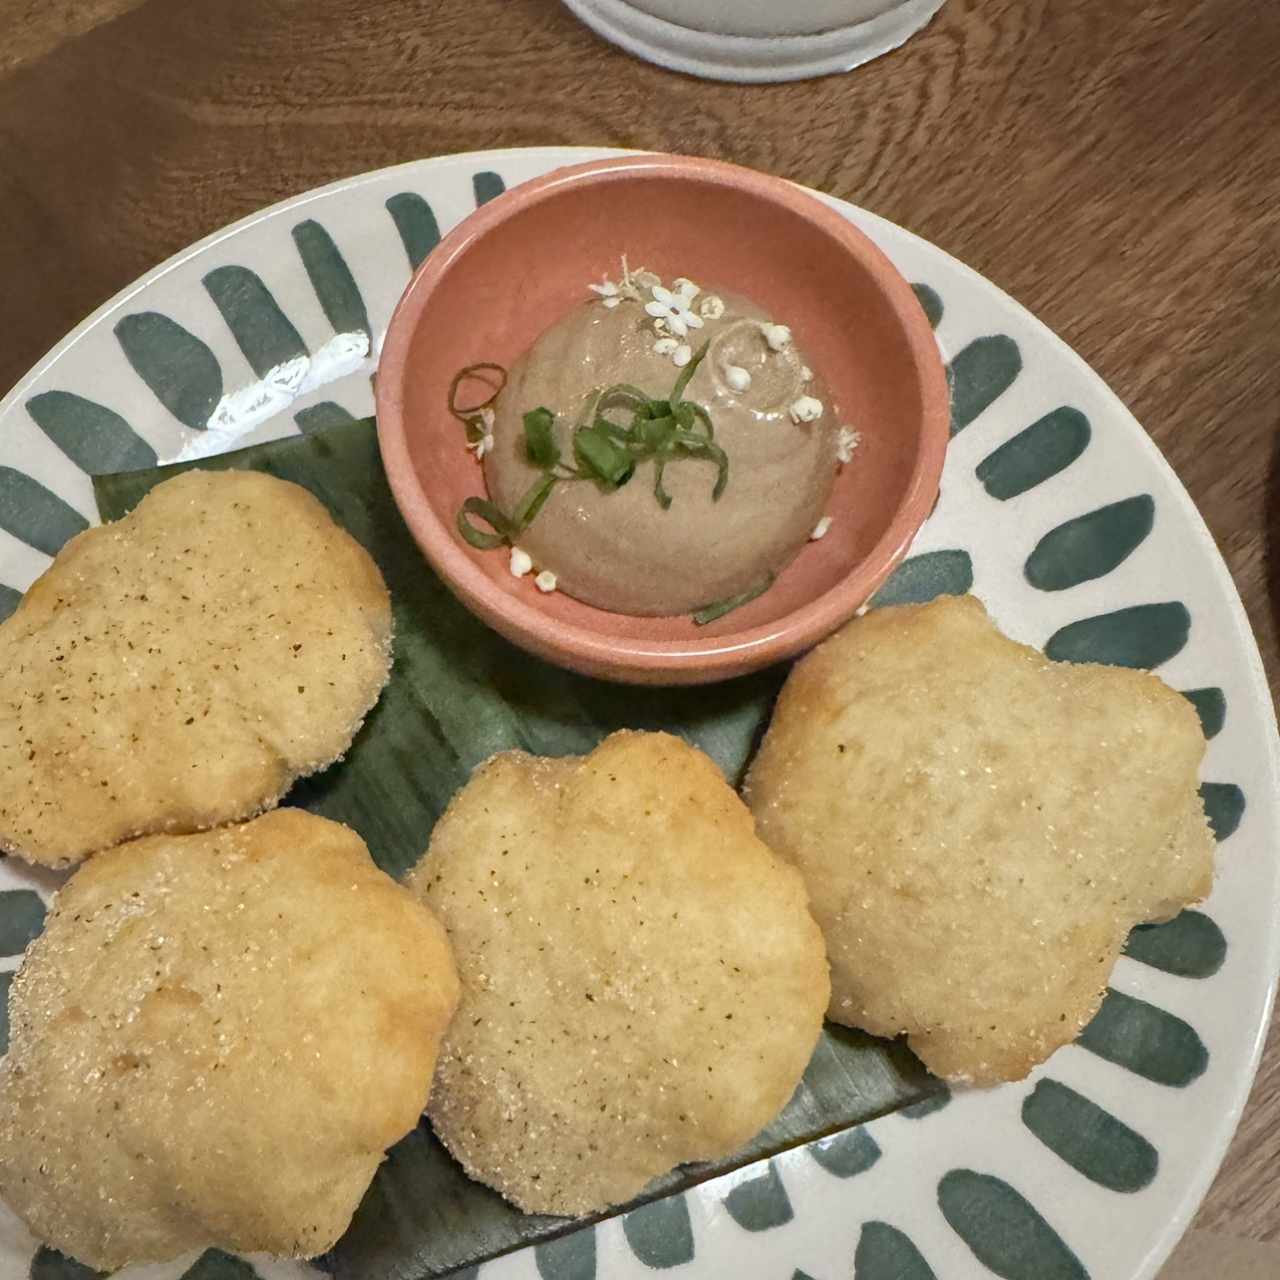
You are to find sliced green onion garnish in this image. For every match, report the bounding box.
[448,362,507,422]
[595,419,633,443]
[575,425,635,489]
[692,574,774,625]
[685,402,714,438]
[606,383,650,402]
[576,388,605,429]
[653,460,672,509]
[669,341,709,404]
[458,497,516,549]
[708,442,729,501]
[523,407,559,468]
[452,335,728,555]
[512,471,558,529]
[672,432,729,500]
[638,414,677,452]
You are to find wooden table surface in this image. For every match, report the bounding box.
[1,0,1277,1272]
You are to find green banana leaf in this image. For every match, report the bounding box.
[94,419,938,1280]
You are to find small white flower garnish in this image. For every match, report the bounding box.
[645,281,705,338]
[836,426,861,463]
[800,365,813,382]
[589,280,622,309]
[810,516,833,541]
[724,365,752,393]
[589,257,658,306]
[761,323,792,352]
[789,395,824,423]
[699,294,725,320]
[509,547,533,578]
[653,337,680,356]
[534,570,558,593]
[465,407,496,460]
[672,344,693,368]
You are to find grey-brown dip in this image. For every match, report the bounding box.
[484,279,840,616]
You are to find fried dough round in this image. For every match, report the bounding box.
[0,809,458,1271]
[0,469,392,868]
[408,731,829,1216]
[746,594,1215,1085]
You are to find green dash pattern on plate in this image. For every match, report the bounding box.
[535,1229,596,1280]
[292,219,371,339]
[976,408,1091,500]
[622,1196,694,1268]
[203,266,307,379]
[900,1088,952,1119]
[1125,910,1227,978]
[948,336,1022,436]
[854,1222,937,1280]
[0,888,46,955]
[0,583,22,622]
[722,1160,793,1231]
[870,550,973,608]
[1044,602,1190,669]
[295,402,360,435]
[0,970,12,1055]
[807,1126,881,1178]
[1024,496,1155,592]
[1020,1080,1157,1193]
[25,391,157,474]
[28,1247,104,1280]
[179,1249,261,1280]
[472,171,506,206]
[1182,686,1226,739]
[1200,782,1245,841]
[0,468,88,557]
[1078,989,1208,1086]
[911,282,943,330]
[114,312,222,430]
[385,192,442,269]
[938,1170,1088,1280]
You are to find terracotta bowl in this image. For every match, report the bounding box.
[376,154,948,685]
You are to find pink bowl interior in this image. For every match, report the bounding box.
[379,156,945,680]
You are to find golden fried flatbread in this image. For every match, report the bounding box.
[0,469,391,868]
[0,808,458,1270]
[408,731,829,1215]
[746,594,1214,1084]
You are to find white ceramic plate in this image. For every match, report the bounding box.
[0,147,1275,1280]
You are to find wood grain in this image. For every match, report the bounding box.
[1,0,1278,1265]
[0,0,148,74]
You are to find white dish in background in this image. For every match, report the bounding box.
[624,0,934,38]
[560,0,946,82]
